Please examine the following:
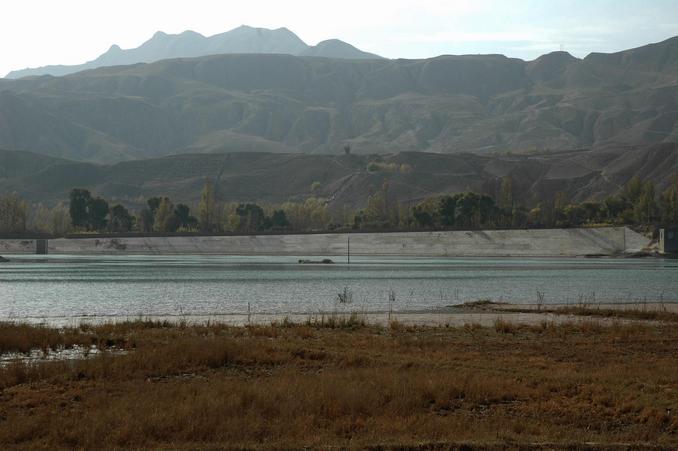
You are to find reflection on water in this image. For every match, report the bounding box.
[1,254,677,320]
[0,345,125,366]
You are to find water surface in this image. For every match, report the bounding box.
[1,255,677,321]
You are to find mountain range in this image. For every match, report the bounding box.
[6,26,382,79]
[1,35,678,163]
[0,30,677,206]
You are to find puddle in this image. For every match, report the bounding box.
[0,345,126,367]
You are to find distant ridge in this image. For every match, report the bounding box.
[6,25,383,79]
[0,35,677,169]
[300,39,382,59]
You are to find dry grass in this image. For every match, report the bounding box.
[548,305,678,322]
[461,301,678,323]
[0,320,676,449]
[304,312,369,329]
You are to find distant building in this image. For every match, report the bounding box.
[659,228,678,254]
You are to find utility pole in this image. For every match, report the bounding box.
[347,235,350,265]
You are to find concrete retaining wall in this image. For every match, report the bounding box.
[0,227,649,257]
[0,239,39,254]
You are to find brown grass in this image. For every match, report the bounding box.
[461,301,678,323]
[304,312,369,329]
[547,305,678,322]
[0,320,676,449]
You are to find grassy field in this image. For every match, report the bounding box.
[0,318,676,449]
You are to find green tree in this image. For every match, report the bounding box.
[147,197,162,215]
[137,208,154,233]
[199,179,217,232]
[270,210,290,229]
[581,202,603,224]
[164,213,182,233]
[174,204,198,230]
[69,189,92,230]
[660,178,678,225]
[622,176,643,206]
[603,196,626,222]
[477,194,496,226]
[563,204,587,227]
[109,204,133,232]
[455,192,482,228]
[89,197,110,231]
[235,203,267,231]
[634,181,658,224]
[438,195,458,227]
[68,189,109,231]
[135,197,164,232]
[412,206,433,228]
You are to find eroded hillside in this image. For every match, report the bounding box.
[0,36,677,163]
[2,144,676,208]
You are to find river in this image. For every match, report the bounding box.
[1,254,677,322]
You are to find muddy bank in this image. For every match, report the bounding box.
[12,305,672,328]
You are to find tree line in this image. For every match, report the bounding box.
[404,176,678,230]
[62,181,296,234]
[1,176,677,235]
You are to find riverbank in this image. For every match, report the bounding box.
[0,226,651,257]
[7,300,677,329]
[0,318,675,449]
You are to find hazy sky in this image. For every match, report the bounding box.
[2,0,677,76]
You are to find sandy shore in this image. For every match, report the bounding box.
[489,301,678,313]
[11,302,676,328]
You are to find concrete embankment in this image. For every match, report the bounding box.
[0,227,649,257]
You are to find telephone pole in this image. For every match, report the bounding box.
[347,235,351,265]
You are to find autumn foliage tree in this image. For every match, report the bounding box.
[0,193,28,233]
